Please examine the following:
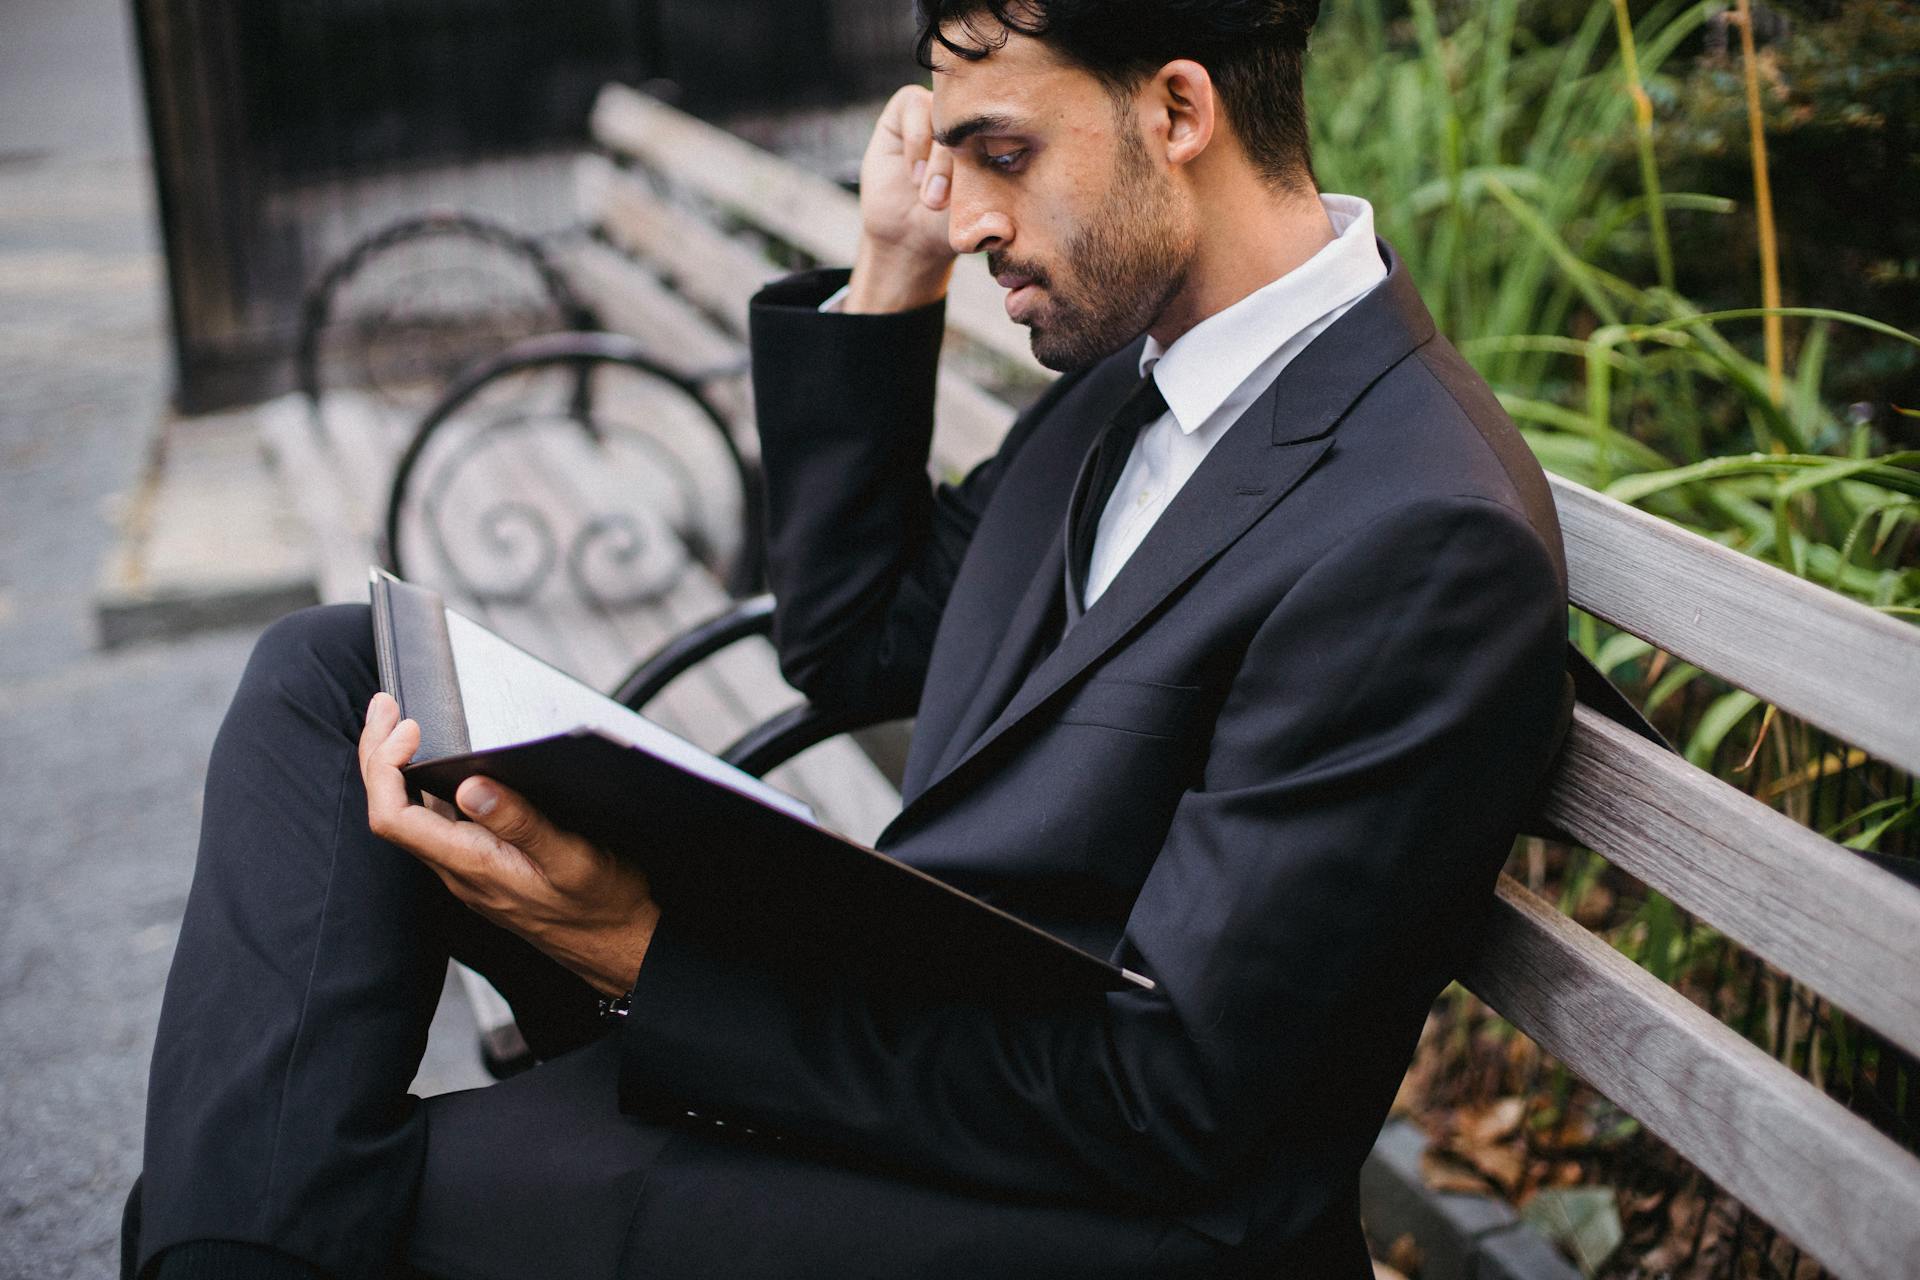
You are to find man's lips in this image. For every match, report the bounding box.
[996,272,1042,322]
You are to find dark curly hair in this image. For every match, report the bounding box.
[915,1,1322,189]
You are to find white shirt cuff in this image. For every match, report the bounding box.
[818,285,851,314]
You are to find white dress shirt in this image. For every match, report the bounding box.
[1083,194,1387,606]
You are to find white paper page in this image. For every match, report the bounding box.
[443,609,816,824]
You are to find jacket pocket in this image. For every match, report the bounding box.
[1054,677,1201,739]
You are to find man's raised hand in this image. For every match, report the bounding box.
[845,84,957,314]
[358,691,660,997]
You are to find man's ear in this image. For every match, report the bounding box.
[1152,58,1217,169]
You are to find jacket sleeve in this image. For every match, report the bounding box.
[617,493,1569,1210]
[746,268,1075,721]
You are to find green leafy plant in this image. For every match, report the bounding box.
[1309,6,1919,1273]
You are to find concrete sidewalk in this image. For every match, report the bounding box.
[0,140,222,1280]
[0,7,484,1275]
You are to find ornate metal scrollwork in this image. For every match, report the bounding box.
[295,212,596,443]
[385,333,763,609]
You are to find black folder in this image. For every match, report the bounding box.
[369,569,1150,999]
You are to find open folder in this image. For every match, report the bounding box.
[369,569,1152,999]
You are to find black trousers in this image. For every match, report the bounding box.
[135,604,658,1279]
[133,605,1238,1280]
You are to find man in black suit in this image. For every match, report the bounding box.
[129,2,1573,1277]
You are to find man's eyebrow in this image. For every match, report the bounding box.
[934,113,1024,148]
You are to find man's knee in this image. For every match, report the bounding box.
[234,604,379,733]
[253,602,373,669]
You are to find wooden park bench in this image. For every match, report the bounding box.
[272,85,1920,1278]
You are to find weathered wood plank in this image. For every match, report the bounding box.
[589,85,1050,384]
[1552,474,1920,774]
[555,236,747,380]
[931,372,1018,475]
[1546,704,1920,1059]
[581,156,1014,476]
[551,238,758,472]
[259,396,379,605]
[579,154,764,336]
[1464,876,1920,1280]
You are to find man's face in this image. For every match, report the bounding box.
[931,29,1196,371]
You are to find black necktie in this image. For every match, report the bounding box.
[1063,373,1168,626]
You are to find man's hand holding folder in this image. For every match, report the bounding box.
[367,569,1144,998]
[360,689,660,998]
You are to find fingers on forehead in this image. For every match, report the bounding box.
[903,115,934,156]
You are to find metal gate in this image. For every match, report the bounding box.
[134,0,917,413]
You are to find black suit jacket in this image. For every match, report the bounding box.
[613,245,1569,1274]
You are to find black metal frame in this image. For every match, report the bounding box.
[614,594,901,777]
[295,211,596,435]
[381,330,765,600]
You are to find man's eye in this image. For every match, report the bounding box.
[983,148,1027,173]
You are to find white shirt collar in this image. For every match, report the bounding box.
[1140,194,1386,435]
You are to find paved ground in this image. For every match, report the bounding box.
[0,0,147,165]
[0,7,481,1276]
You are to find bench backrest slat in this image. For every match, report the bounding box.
[1466,876,1920,1280]
[1553,475,1920,775]
[590,85,1048,381]
[579,154,1013,470]
[1549,705,1920,1059]
[579,154,763,335]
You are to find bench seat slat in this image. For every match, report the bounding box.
[1465,875,1920,1280]
[1552,474,1920,775]
[1546,704,1920,1060]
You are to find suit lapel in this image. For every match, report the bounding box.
[918,413,1333,808]
[883,241,1438,841]
[923,521,1068,786]
[898,353,1144,801]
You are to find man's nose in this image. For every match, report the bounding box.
[947,183,1012,256]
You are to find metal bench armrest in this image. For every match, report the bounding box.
[614,592,904,777]
[612,593,777,710]
[721,702,904,780]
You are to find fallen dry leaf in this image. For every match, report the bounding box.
[1463,1142,1528,1194]
[1535,1111,1598,1152]
[1462,1096,1527,1147]
[1420,1147,1496,1195]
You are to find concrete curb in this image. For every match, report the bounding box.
[96,579,319,649]
[1360,1119,1583,1280]
[92,406,320,649]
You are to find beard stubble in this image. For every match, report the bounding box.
[996,123,1193,373]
